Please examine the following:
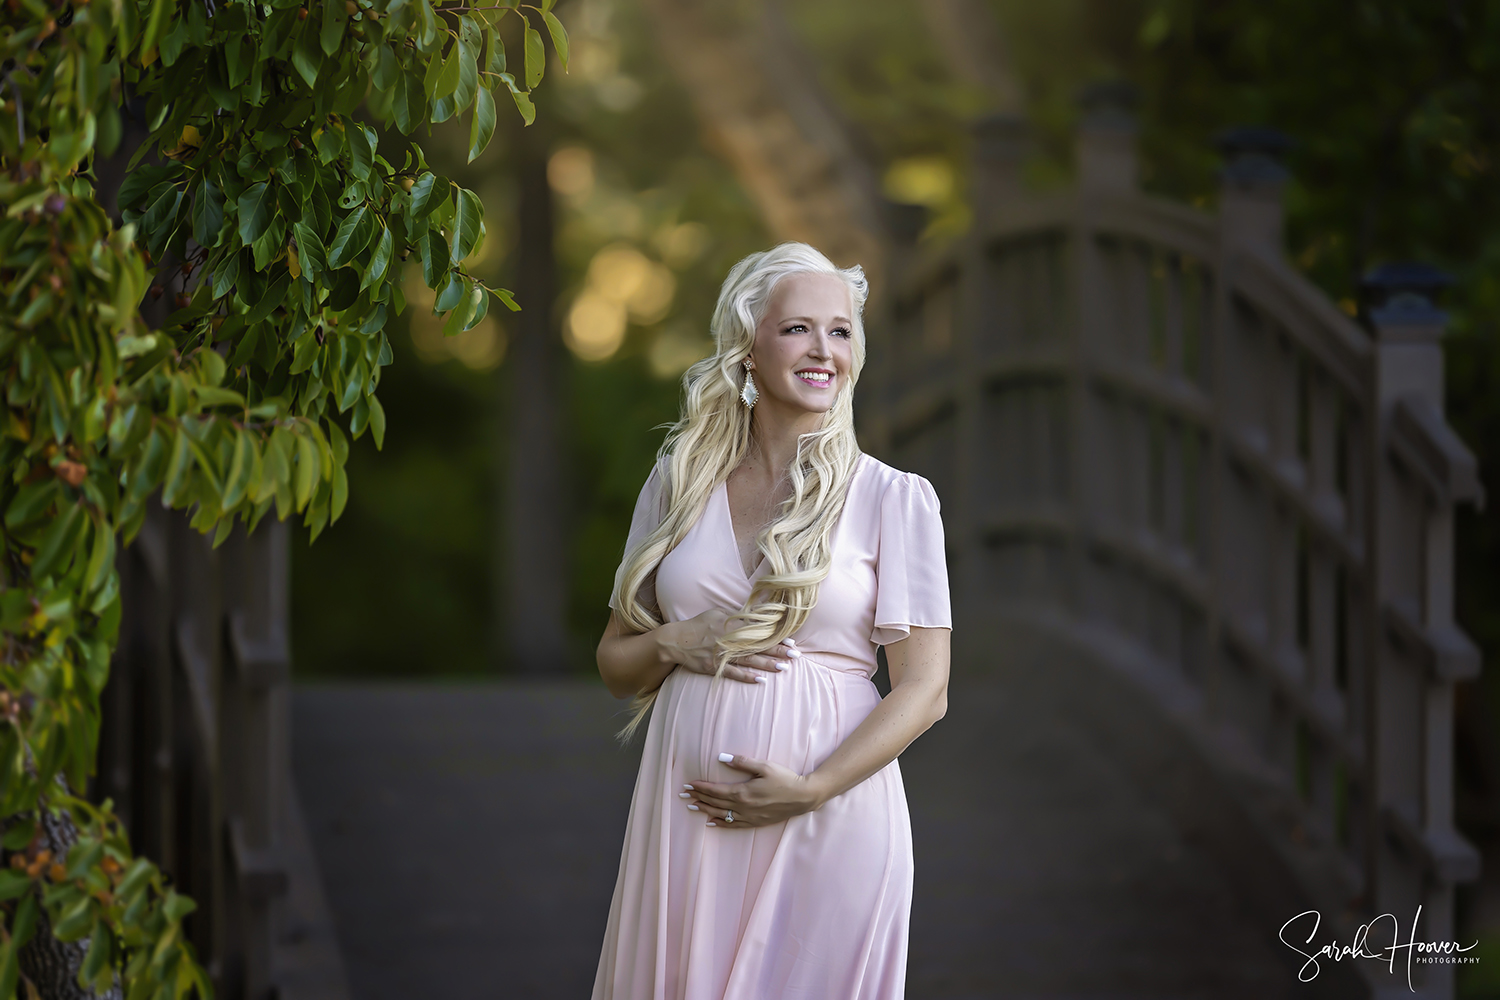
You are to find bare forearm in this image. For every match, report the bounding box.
[803,677,946,808]
[597,620,680,699]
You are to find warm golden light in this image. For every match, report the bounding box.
[565,290,628,361]
[548,146,596,200]
[883,156,954,207]
[648,322,711,379]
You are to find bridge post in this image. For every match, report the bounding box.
[1070,82,1142,635]
[1363,263,1482,996]
[969,113,1029,228]
[1215,127,1293,251]
[1075,82,1138,193]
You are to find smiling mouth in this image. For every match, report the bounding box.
[796,371,833,386]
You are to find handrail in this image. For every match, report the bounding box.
[873,105,1483,999]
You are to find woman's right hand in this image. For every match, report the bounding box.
[660,609,800,684]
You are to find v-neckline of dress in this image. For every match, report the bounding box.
[719,479,769,583]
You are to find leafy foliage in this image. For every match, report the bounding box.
[0,0,566,992]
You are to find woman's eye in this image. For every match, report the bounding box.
[833,328,851,338]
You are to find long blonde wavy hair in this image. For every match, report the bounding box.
[611,242,870,740]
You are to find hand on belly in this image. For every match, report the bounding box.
[679,752,823,829]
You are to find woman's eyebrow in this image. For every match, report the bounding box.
[779,315,853,325]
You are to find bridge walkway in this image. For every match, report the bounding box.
[291,636,1368,999]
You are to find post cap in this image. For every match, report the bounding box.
[970,113,1029,162]
[1215,126,1293,187]
[881,199,929,245]
[1076,80,1139,133]
[1361,262,1453,337]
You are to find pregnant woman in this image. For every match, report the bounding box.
[593,242,952,1000]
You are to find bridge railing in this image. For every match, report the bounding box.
[868,92,1483,998]
[97,506,345,1000]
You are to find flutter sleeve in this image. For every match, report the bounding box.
[871,472,953,645]
[608,458,668,613]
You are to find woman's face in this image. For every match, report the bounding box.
[747,272,855,418]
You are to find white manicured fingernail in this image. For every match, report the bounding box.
[754,675,765,683]
[785,638,797,646]
[718,752,734,763]
[706,821,717,827]
[683,784,694,791]
[688,804,700,811]
[789,649,801,658]
[679,792,691,799]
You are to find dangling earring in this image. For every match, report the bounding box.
[740,357,759,408]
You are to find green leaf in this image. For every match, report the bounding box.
[510,86,535,126]
[420,227,449,288]
[51,895,94,942]
[212,251,242,298]
[222,431,252,509]
[373,44,400,90]
[160,11,189,65]
[331,464,349,523]
[452,188,483,260]
[467,86,497,163]
[369,394,387,449]
[348,122,373,180]
[0,871,28,902]
[80,925,111,991]
[393,70,427,134]
[141,184,184,242]
[193,178,225,248]
[464,283,491,331]
[141,0,170,58]
[294,222,328,281]
[408,172,444,218]
[484,26,506,76]
[293,27,324,87]
[321,0,350,56]
[442,279,478,335]
[361,224,393,291]
[0,893,38,999]
[541,10,569,72]
[294,433,319,509]
[226,32,248,86]
[247,272,293,325]
[0,821,33,852]
[326,207,374,269]
[290,329,319,375]
[252,215,287,272]
[6,479,60,528]
[237,182,274,244]
[434,272,465,312]
[524,22,544,89]
[452,37,480,112]
[433,39,462,99]
[32,503,86,579]
[315,123,343,165]
[415,0,441,49]
[161,428,192,507]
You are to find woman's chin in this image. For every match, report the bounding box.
[764,380,838,413]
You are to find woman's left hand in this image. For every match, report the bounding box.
[681,753,823,828]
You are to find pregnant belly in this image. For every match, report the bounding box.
[655,655,883,785]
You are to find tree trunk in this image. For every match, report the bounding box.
[497,140,571,674]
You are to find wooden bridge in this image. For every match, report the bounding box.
[98,91,1482,999]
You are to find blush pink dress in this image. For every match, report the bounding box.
[592,451,952,1000]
